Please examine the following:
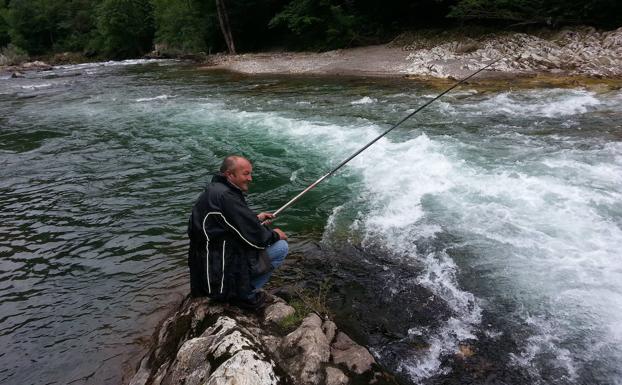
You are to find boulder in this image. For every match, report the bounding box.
[264,301,295,324]
[206,350,279,385]
[163,337,212,385]
[325,367,349,385]
[280,313,331,384]
[127,296,397,385]
[331,332,375,375]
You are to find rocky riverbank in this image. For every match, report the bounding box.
[203,27,622,81]
[127,294,398,385]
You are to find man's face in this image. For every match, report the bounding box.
[225,159,253,192]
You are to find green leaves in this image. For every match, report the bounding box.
[269,0,358,50]
[95,0,154,59]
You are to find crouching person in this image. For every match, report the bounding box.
[187,155,288,310]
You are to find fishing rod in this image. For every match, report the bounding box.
[270,56,505,218]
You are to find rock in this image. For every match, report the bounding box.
[205,350,279,385]
[264,301,295,324]
[331,332,375,375]
[11,71,24,78]
[280,313,331,384]
[163,337,212,385]
[21,61,52,70]
[325,367,349,385]
[322,320,337,343]
[127,296,398,385]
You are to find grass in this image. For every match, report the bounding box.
[277,279,333,332]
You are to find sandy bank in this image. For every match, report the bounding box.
[202,27,622,85]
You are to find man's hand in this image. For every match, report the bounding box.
[257,212,274,222]
[273,228,287,240]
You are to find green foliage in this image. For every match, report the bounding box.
[277,298,308,331]
[0,4,9,47]
[449,0,622,27]
[269,0,358,50]
[152,0,219,53]
[95,0,154,59]
[277,280,333,331]
[0,43,29,65]
[6,0,98,55]
[1,0,620,59]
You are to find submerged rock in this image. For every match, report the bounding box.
[127,296,398,385]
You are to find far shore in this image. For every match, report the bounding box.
[3,27,621,90]
[199,27,622,89]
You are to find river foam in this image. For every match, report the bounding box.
[182,88,622,384]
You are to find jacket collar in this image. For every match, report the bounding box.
[211,173,244,195]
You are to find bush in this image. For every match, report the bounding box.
[95,0,154,59]
[269,0,358,50]
[0,43,29,65]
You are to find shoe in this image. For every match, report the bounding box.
[233,291,268,312]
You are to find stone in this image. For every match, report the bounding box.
[264,302,295,324]
[280,313,331,385]
[21,61,52,70]
[205,350,279,385]
[163,337,212,385]
[322,320,337,343]
[325,367,349,385]
[330,332,375,375]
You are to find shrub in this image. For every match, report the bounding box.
[0,44,29,65]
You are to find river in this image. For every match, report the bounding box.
[1,60,621,385]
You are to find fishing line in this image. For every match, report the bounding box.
[270,56,505,219]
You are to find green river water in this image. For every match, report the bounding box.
[1,60,621,385]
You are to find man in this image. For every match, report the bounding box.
[187,155,288,309]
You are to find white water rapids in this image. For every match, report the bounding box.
[1,62,621,385]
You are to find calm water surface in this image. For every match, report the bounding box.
[1,60,621,385]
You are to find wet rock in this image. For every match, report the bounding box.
[280,313,331,384]
[331,332,375,374]
[11,71,24,78]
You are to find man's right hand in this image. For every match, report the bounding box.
[274,228,287,240]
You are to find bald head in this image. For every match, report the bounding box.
[220,155,250,173]
[220,155,253,192]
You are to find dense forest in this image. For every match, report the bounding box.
[0,0,621,60]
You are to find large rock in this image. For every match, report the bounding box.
[206,350,279,385]
[163,337,212,385]
[280,313,331,384]
[264,301,295,324]
[127,296,397,385]
[331,332,376,375]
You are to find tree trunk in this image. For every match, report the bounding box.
[215,0,236,54]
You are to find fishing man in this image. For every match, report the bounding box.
[187,155,288,310]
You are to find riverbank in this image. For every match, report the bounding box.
[127,294,398,385]
[202,26,622,86]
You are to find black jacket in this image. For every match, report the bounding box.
[187,174,280,300]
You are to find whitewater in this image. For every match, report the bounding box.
[1,61,620,385]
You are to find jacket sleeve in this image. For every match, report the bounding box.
[219,190,279,248]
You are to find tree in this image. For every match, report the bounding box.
[95,0,154,58]
[448,0,622,27]
[0,2,10,47]
[269,0,357,50]
[152,0,219,53]
[215,0,235,54]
